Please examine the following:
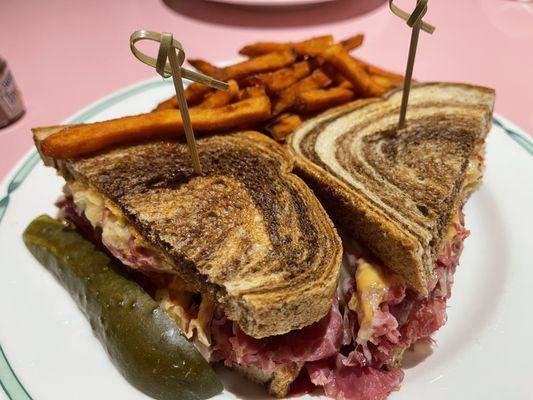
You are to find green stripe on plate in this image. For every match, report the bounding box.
[493,118,533,156]
[0,345,31,400]
[0,78,531,399]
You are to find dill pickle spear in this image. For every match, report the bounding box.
[23,215,222,400]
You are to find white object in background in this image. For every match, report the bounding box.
[206,0,338,9]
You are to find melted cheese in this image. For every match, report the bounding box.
[70,182,133,247]
[68,182,175,271]
[189,298,216,346]
[349,260,403,349]
[356,260,399,293]
[461,152,484,197]
[464,156,483,187]
[156,283,214,347]
[354,261,402,326]
[446,210,461,242]
[71,182,105,226]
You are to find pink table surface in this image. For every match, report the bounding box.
[1,0,532,181]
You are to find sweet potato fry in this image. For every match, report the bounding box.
[294,87,354,113]
[155,96,178,110]
[239,86,267,100]
[239,43,291,57]
[322,44,385,97]
[354,58,405,83]
[188,59,226,80]
[185,82,214,105]
[239,35,333,58]
[338,80,353,89]
[272,69,331,115]
[371,75,402,93]
[225,51,296,80]
[321,62,349,85]
[266,113,303,141]
[293,35,334,57]
[41,96,272,159]
[155,82,217,111]
[367,65,404,82]
[246,61,311,94]
[340,34,364,52]
[194,80,239,109]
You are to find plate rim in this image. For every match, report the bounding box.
[0,76,531,400]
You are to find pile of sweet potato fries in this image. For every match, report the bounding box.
[39,34,405,159]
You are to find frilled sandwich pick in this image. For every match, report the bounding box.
[30,82,494,400]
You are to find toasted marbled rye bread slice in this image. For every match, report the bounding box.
[288,82,495,293]
[33,128,343,338]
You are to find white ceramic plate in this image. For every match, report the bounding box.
[206,0,337,8]
[1,77,532,400]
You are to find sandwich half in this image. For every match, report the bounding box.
[32,129,345,397]
[287,82,495,398]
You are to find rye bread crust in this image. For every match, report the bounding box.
[233,363,303,398]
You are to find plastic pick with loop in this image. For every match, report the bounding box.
[130,30,229,174]
[389,0,435,129]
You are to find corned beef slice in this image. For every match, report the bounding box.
[211,298,344,372]
[307,357,404,400]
